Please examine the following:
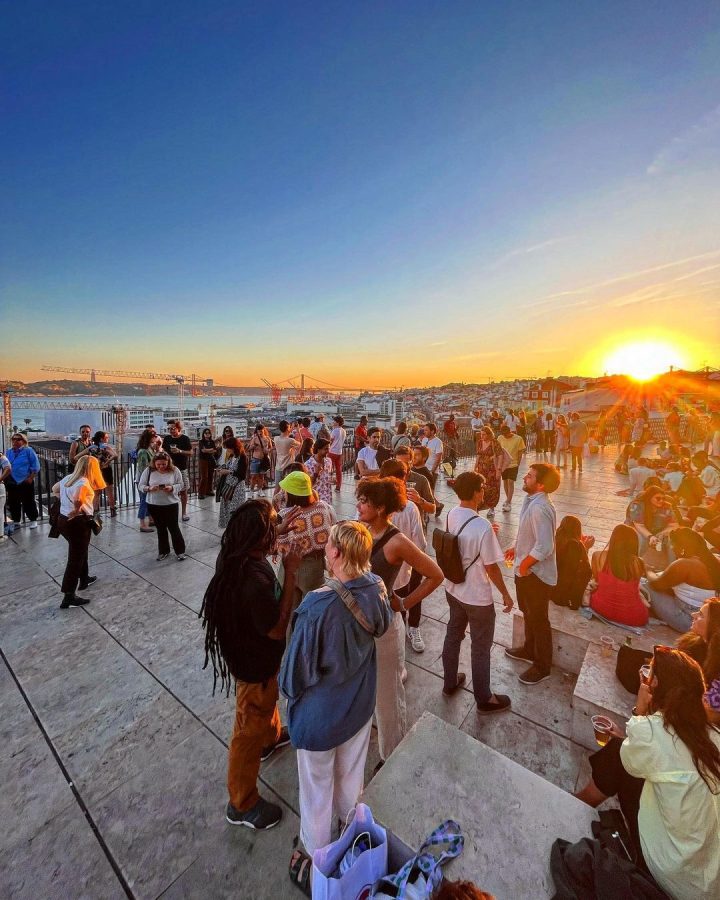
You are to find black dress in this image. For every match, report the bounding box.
[550,539,592,609]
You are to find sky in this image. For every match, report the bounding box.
[2,1,720,389]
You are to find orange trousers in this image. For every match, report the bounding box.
[227,676,282,811]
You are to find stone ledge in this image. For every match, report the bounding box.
[364,712,597,899]
[571,642,637,750]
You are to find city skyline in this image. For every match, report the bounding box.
[3,2,720,385]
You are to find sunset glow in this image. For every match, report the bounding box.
[602,340,686,382]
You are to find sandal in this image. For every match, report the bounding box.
[289,849,312,897]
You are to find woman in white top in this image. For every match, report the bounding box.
[328,415,346,492]
[621,648,720,900]
[138,451,186,561]
[52,455,106,609]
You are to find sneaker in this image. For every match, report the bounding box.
[79,576,97,590]
[4,524,15,535]
[182,515,190,522]
[157,553,170,561]
[176,554,187,561]
[260,726,291,762]
[442,672,467,696]
[477,694,512,715]
[407,626,425,653]
[518,665,551,685]
[505,646,534,663]
[226,797,282,830]
[486,508,495,519]
[28,521,38,529]
[502,501,511,512]
[60,594,90,609]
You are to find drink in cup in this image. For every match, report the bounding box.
[591,715,614,747]
[406,481,416,491]
[600,636,614,658]
[640,664,652,685]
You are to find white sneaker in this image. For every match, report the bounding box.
[486,508,495,519]
[28,521,38,529]
[502,502,511,512]
[407,626,425,653]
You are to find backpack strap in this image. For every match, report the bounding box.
[447,513,484,575]
[325,577,376,634]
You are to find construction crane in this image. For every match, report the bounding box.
[41,365,213,406]
[261,378,283,406]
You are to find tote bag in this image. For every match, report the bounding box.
[312,803,388,900]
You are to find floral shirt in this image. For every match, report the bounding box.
[705,678,720,713]
[276,501,337,556]
[305,455,333,504]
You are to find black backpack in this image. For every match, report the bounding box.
[432,514,482,584]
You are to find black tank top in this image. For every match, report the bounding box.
[370,525,402,593]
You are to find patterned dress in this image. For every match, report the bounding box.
[305,455,333,504]
[218,455,247,528]
[474,441,501,511]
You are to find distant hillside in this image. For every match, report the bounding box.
[0,379,268,397]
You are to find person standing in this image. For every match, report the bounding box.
[421,423,444,489]
[138,451,187,560]
[568,412,588,473]
[216,438,248,529]
[533,409,545,455]
[497,424,526,512]
[470,410,485,445]
[273,420,301,487]
[89,430,118,516]
[305,439,333,504]
[356,428,382,478]
[200,499,302,831]
[328,415,346,492]
[543,411,556,455]
[554,415,570,468]
[443,414,459,455]
[246,423,273,496]
[51,455,105,608]
[473,426,504,519]
[391,421,412,452]
[163,421,192,521]
[68,424,93,466]
[504,462,560,685]
[441,472,514,712]
[516,409,527,443]
[197,428,217,499]
[666,406,681,446]
[5,433,40,532]
[353,415,369,479]
[0,451,10,540]
[281,521,391,893]
[135,428,155,532]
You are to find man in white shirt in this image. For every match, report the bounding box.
[441,471,513,713]
[421,423,444,486]
[628,458,656,496]
[693,451,720,499]
[504,409,520,432]
[470,410,485,436]
[356,429,381,478]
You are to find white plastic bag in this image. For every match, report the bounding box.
[312,803,388,900]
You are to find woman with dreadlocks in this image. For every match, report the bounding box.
[200,498,302,831]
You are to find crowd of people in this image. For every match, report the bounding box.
[4,401,720,898]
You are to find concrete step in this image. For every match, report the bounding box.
[571,642,637,750]
[511,605,677,675]
[364,712,597,899]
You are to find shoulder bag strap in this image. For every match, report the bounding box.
[325,577,376,634]
[449,514,484,574]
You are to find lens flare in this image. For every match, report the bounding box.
[603,341,685,382]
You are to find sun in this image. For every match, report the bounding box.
[603,340,686,382]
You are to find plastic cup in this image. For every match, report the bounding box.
[640,664,652,685]
[600,636,614,658]
[591,715,614,747]
[504,557,514,569]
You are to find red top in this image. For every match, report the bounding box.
[590,569,648,626]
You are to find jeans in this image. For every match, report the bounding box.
[643,582,694,632]
[58,514,93,593]
[227,676,281,812]
[442,593,496,705]
[515,573,553,674]
[570,446,583,470]
[148,503,186,556]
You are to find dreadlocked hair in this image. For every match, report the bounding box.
[199,498,277,696]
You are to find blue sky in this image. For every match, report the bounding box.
[3,1,720,386]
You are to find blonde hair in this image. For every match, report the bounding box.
[66,455,106,491]
[329,521,372,579]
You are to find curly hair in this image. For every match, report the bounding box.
[357,476,406,515]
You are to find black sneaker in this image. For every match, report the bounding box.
[226,797,282,830]
[442,672,467,696]
[60,594,90,609]
[477,694,512,715]
[260,727,291,762]
[518,666,551,685]
[505,646,534,663]
[78,576,97,590]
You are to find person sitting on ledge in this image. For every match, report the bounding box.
[574,646,720,900]
[589,524,648,627]
[642,527,720,632]
[550,515,593,610]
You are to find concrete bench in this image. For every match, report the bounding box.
[364,712,597,899]
[511,606,677,675]
[571,642,637,750]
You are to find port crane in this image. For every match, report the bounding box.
[41,365,213,408]
[261,373,373,405]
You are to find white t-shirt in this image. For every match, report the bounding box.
[470,416,484,432]
[330,426,346,455]
[628,465,656,496]
[59,476,94,517]
[422,436,444,471]
[442,507,505,605]
[357,447,379,472]
[504,414,520,431]
[391,501,426,590]
[663,471,684,492]
[700,464,720,499]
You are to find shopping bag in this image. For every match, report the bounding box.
[372,819,464,898]
[312,802,388,900]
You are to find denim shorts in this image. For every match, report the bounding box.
[249,457,263,475]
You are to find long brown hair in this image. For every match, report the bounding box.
[604,524,643,581]
[632,485,675,532]
[651,647,720,792]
